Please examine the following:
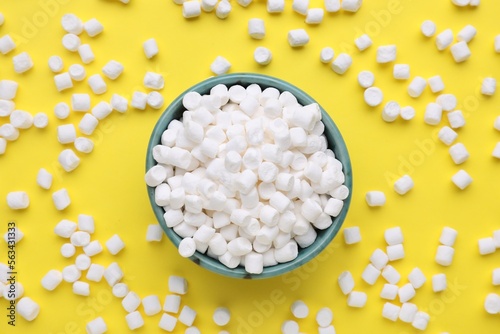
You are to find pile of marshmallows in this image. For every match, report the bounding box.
[145,83,349,274]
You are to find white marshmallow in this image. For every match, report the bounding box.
[92,101,112,120]
[79,113,99,135]
[48,55,64,73]
[355,34,372,51]
[382,101,400,122]
[212,306,231,326]
[305,8,324,24]
[144,72,164,90]
[362,263,381,285]
[408,76,427,98]
[17,297,40,321]
[33,112,49,128]
[382,265,400,284]
[421,20,436,37]
[412,311,430,330]
[131,91,148,110]
[125,311,144,330]
[377,45,397,63]
[0,138,5,154]
[331,53,352,75]
[408,267,426,289]
[370,249,389,270]
[142,295,162,316]
[435,245,455,266]
[0,124,19,141]
[358,71,375,88]
[344,226,361,244]
[394,175,414,195]
[146,224,163,242]
[447,110,465,128]
[248,18,265,39]
[111,94,128,113]
[61,13,83,34]
[274,240,298,263]
[36,168,52,190]
[70,231,90,247]
[73,281,90,296]
[159,313,177,331]
[399,302,418,323]
[450,41,471,62]
[436,29,453,50]
[54,219,77,238]
[0,99,15,116]
[122,291,141,313]
[179,305,197,326]
[13,52,34,73]
[163,294,181,314]
[440,227,458,246]
[143,38,159,59]
[281,320,299,333]
[72,93,91,112]
[62,264,81,283]
[325,0,341,12]
[291,300,309,318]
[88,74,107,95]
[432,273,447,292]
[481,77,496,96]
[267,0,285,13]
[393,64,410,80]
[74,137,94,153]
[451,169,472,190]
[9,110,32,129]
[387,244,405,261]
[254,47,272,65]
[485,293,500,314]
[104,262,124,287]
[183,1,201,18]
[102,60,123,80]
[380,283,399,300]
[41,270,63,291]
[84,18,103,37]
[61,243,76,257]
[0,80,18,100]
[316,307,333,327]
[78,44,95,64]
[382,302,400,322]
[493,268,500,285]
[75,254,91,270]
[449,143,469,164]
[86,264,105,282]
[58,149,80,172]
[496,35,500,53]
[342,0,362,11]
[57,124,77,144]
[169,275,188,294]
[320,47,334,63]
[106,234,125,255]
[438,126,458,146]
[62,33,81,51]
[236,0,252,7]
[424,102,443,125]
[457,24,476,43]
[364,87,383,107]
[292,0,309,15]
[215,0,231,19]
[479,237,496,255]
[54,72,73,91]
[86,317,107,334]
[365,191,386,207]
[147,91,164,109]
[210,56,231,75]
[288,29,309,47]
[201,0,218,12]
[428,75,445,93]
[470,0,480,6]
[337,271,355,295]
[347,291,367,308]
[0,35,15,54]
[451,0,470,6]
[6,191,30,210]
[493,142,500,159]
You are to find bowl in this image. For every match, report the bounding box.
[146,73,353,279]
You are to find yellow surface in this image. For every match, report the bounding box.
[0,0,499,333]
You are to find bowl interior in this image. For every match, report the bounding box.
[146,73,353,279]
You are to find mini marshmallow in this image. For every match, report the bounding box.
[421,20,436,37]
[387,244,405,261]
[143,295,162,316]
[0,138,5,154]
[347,291,367,308]
[450,41,471,62]
[57,124,77,144]
[399,302,418,323]
[358,71,375,88]
[292,0,309,15]
[6,191,30,210]
[72,93,91,112]
[377,45,397,63]
[449,143,469,164]
[481,77,496,96]
[83,264,104,283]
[0,35,15,54]
[146,224,163,242]
[344,226,361,244]
[484,293,500,314]
[281,320,299,333]
[213,307,231,326]
[432,273,447,292]
[338,271,355,295]
[104,262,123,287]
[92,101,112,120]
[382,265,401,284]
[54,219,77,238]
[17,297,40,321]
[424,102,443,125]
[408,267,426,289]
[451,0,470,6]
[253,47,272,65]
[274,240,298,263]
[62,33,81,51]
[125,311,144,330]
[436,245,455,266]
[71,231,90,247]
[0,124,19,141]
[78,44,95,64]
[111,94,128,113]
[147,91,164,109]
[479,237,496,255]
[451,169,472,190]
[159,313,177,331]
[73,281,90,296]
[370,249,389,270]
[122,291,141,313]
[9,111,33,130]
[457,24,476,43]
[169,275,188,294]
[102,60,124,80]
[382,101,400,122]
[496,35,500,53]
[331,53,352,75]
[493,142,500,159]
[144,72,164,90]
[75,254,91,270]
[291,300,309,319]
[215,0,231,19]
[438,126,458,146]
[269,191,291,213]
[248,18,265,39]
[41,270,63,291]
[493,268,500,285]
[305,8,324,25]
[436,29,453,50]
[408,76,427,98]
[84,18,104,37]
[288,29,309,47]
[342,0,362,11]
[365,191,386,207]
[201,0,218,12]
[179,237,196,257]
[131,91,148,110]
[79,113,98,136]
[428,75,445,93]
[394,175,413,195]
[380,283,399,300]
[393,64,410,80]
[112,283,129,298]
[364,87,383,107]
[61,243,76,257]
[362,263,381,285]
[58,149,80,172]
[325,0,340,12]
[447,110,465,128]
[143,38,159,59]
[412,311,430,331]
[0,80,18,100]
[381,303,400,323]
[62,264,81,283]
[61,14,83,34]
[267,0,285,13]
[88,74,107,95]
[74,137,94,154]
[13,52,34,73]
[183,1,202,18]
[86,317,107,334]
[440,227,458,246]
[355,34,372,51]
[106,234,125,255]
[54,73,73,91]
[470,0,480,6]
[48,55,64,73]
[0,99,15,116]
[179,305,197,326]
[320,47,335,63]
[236,0,252,7]
[33,112,49,128]
[163,294,181,313]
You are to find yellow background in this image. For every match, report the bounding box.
[1,0,499,333]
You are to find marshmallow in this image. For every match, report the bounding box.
[33,112,49,128]
[169,275,188,294]
[382,265,400,284]
[496,35,500,53]
[493,142,500,159]
[451,41,471,62]
[370,249,389,270]
[147,91,164,109]
[470,0,480,6]
[408,267,426,289]
[2,282,23,300]
[485,293,500,314]
[159,313,177,331]
[201,0,218,12]
[54,72,73,91]
[428,75,445,93]
[74,137,94,154]
[125,311,144,330]
[493,268,500,285]
[179,237,197,257]
[432,273,447,292]
[451,0,470,6]
[481,77,496,96]
[48,55,64,73]
[457,24,476,43]
[291,300,309,319]
[267,0,285,13]
[449,143,469,164]
[13,52,34,73]
[281,320,299,333]
[72,93,91,112]
[164,294,181,314]
[183,1,201,18]
[143,38,159,59]
[479,237,496,255]
[0,138,5,154]
[408,76,427,98]
[347,291,367,308]
[106,234,125,255]
[382,101,400,122]
[354,34,372,51]
[376,45,397,63]
[342,0,362,11]
[364,87,384,107]
[412,311,430,330]
[62,264,81,283]
[387,244,405,261]
[36,168,52,190]
[436,29,453,50]
[399,302,418,323]
[75,254,91,270]
[438,126,458,146]
[58,149,80,172]
[131,91,148,110]
[78,44,95,64]
[394,175,414,195]
[305,8,324,24]
[71,231,90,247]
[146,224,163,242]
[380,283,399,300]
[73,281,90,296]
[54,219,77,238]
[122,291,141,312]
[292,0,309,15]
[0,80,18,100]
[325,0,341,12]
[447,110,465,128]
[440,227,458,246]
[41,270,63,291]
[86,264,105,282]
[288,29,309,47]
[86,317,107,334]
[215,0,231,19]
[17,297,40,321]
[393,64,410,80]
[179,305,197,326]
[111,94,128,112]
[0,99,15,116]
[451,169,472,190]
[421,20,436,37]
[57,124,77,144]
[143,72,164,90]
[236,0,252,7]
[79,113,99,135]
[382,302,400,322]
[435,245,455,266]
[254,47,272,65]
[331,53,352,75]
[9,110,32,130]
[213,306,231,326]
[0,35,15,54]
[62,33,81,51]
[274,240,298,263]
[88,74,107,95]
[6,191,30,210]
[210,56,231,75]
[61,13,83,34]
[362,263,381,285]
[0,124,19,141]
[248,18,265,39]
[92,101,112,120]
[316,307,333,327]
[344,226,361,244]
[365,191,386,207]
[143,295,162,316]
[104,262,124,286]
[358,71,375,88]
[61,243,76,257]
[84,18,104,37]
[424,102,443,125]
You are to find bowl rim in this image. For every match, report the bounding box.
[146,72,353,279]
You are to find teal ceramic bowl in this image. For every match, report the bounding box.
[146,73,352,279]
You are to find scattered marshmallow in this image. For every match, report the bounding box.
[421,20,436,37]
[382,302,400,321]
[364,87,383,107]
[408,76,427,98]
[347,291,367,308]
[143,38,159,59]
[13,52,33,73]
[48,55,64,73]
[432,273,447,292]
[492,142,500,159]
[399,302,418,323]
[412,311,430,331]
[102,60,124,80]
[394,175,414,195]
[62,33,81,51]
[62,264,81,283]
[113,283,129,298]
[125,311,144,330]
[54,73,73,91]
[449,143,469,164]
[440,227,458,247]
[451,0,471,6]
[131,91,148,110]
[424,102,443,125]
[354,34,372,51]
[435,245,455,266]
[362,263,381,285]
[33,112,49,129]
[484,293,500,314]
[143,295,162,316]
[183,1,202,18]
[387,244,405,261]
[86,317,107,334]
[316,307,333,327]
[457,24,477,43]
[382,101,400,122]
[331,53,352,75]
[6,191,30,210]
[146,224,163,242]
[75,254,91,270]
[288,29,309,47]
[78,44,95,64]
[481,77,496,96]
[267,0,285,13]
[438,126,458,146]
[0,35,15,54]
[393,64,410,80]
[343,226,361,244]
[73,281,90,296]
[104,262,124,287]
[179,305,197,326]
[201,0,218,12]
[213,307,231,326]
[451,41,471,62]
[0,124,19,141]
[61,14,83,34]
[342,0,362,12]
[291,300,309,319]
[159,313,177,331]
[325,0,341,12]
[106,234,125,255]
[380,283,399,299]
[281,320,299,333]
[215,0,232,19]
[338,271,355,295]
[17,297,40,321]
[52,188,71,210]
[365,191,385,207]
[10,110,33,129]
[61,243,76,257]
[248,18,265,39]
[358,71,375,88]
[428,75,445,93]
[111,94,128,113]
[436,29,453,50]
[292,0,309,15]
[408,267,426,289]
[0,80,18,100]
[37,168,53,190]
[41,270,63,291]
[447,110,465,128]
[0,99,14,116]
[479,237,496,255]
[84,18,104,37]
[400,106,416,120]
[88,74,107,95]
[305,8,324,25]
[254,47,272,65]
[169,275,188,294]
[70,231,91,247]
[376,45,397,63]
[86,263,105,282]
[58,149,80,172]
[57,124,77,144]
